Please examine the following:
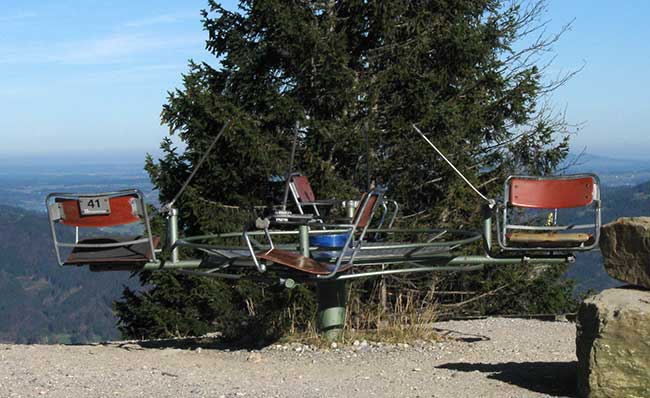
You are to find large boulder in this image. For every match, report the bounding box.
[600,217,650,288]
[576,287,650,397]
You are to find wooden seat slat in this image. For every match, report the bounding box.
[256,249,351,275]
[508,232,592,247]
[64,236,159,265]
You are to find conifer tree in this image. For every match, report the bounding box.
[115,0,578,339]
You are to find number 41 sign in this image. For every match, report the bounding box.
[79,197,111,215]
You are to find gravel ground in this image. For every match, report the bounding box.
[0,318,578,398]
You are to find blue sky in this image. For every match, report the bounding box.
[544,1,650,159]
[0,1,648,160]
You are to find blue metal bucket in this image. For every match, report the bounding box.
[310,233,350,261]
[310,233,349,249]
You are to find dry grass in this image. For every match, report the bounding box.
[281,277,442,346]
[343,278,441,343]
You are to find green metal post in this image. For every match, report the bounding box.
[482,204,492,252]
[298,225,310,257]
[344,200,357,221]
[298,223,347,341]
[317,280,347,342]
[168,208,179,264]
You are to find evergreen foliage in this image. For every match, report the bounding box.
[114,273,316,342]
[115,0,579,341]
[435,264,578,317]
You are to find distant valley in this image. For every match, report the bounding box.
[564,152,650,186]
[0,158,152,343]
[0,159,155,212]
[0,205,138,343]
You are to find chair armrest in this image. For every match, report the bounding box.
[301,200,343,207]
[269,213,315,223]
[242,223,275,273]
[313,223,354,229]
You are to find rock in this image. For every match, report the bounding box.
[246,353,263,363]
[576,288,650,398]
[600,217,650,288]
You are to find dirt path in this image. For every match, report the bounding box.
[0,318,577,398]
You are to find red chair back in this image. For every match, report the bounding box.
[291,175,316,202]
[353,193,380,228]
[509,176,595,209]
[56,195,141,227]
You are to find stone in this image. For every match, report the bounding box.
[576,287,650,398]
[600,217,650,288]
[246,353,263,363]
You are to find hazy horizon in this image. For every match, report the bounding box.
[0,147,647,165]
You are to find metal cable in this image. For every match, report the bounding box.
[162,120,231,211]
[412,124,494,206]
[281,122,300,211]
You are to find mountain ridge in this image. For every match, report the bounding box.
[0,204,137,343]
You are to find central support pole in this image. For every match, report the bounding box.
[168,208,180,264]
[298,225,310,257]
[317,280,347,342]
[297,224,347,341]
[344,200,357,221]
[482,204,492,253]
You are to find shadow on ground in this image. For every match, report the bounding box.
[79,335,272,351]
[438,361,576,397]
[431,327,491,343]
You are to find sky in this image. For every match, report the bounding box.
[0,0,648,161]
[543,1,650,159]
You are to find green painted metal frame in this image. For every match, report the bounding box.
[85,204,575,281]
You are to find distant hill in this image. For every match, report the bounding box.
[0,160,155,212]
[0,161,153,344]
[0,205,137,343]
[601,181,650,219]
[564,153,650,186]
[565,181,650,294]
[565,153,650,173]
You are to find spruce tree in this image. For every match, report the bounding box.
[115,0,578,339]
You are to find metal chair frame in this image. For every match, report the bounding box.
[244,188,386,278]
[495,174,601,251]
[288,173,398,231]
[288,173,340,217]
[46,189,157,265]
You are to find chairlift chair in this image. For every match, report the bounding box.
[245,188,385,276]
[496,174,601,251]
[288,173,342,217]
[288,173,398,232]
[46,189,159,266]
